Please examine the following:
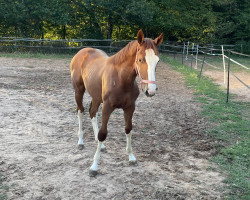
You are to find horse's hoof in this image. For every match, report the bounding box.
[89,169,98,177]
[78,144,84,150]
[101,147,106,152]
[129,160,137,166]
[100,143,106,152]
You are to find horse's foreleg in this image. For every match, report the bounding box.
[89,100,106,151]
[89,140,103,177]
[98,102,114,142]
[124,105,137,165]
[89,101,113,176]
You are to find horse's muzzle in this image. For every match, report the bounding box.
[145,89,156,97]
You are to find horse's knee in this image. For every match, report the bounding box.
[98,130,107,142]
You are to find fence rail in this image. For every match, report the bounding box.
[0,37,128,53]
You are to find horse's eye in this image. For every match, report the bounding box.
[139,58,143,63]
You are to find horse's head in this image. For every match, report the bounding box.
[135,29,163,97]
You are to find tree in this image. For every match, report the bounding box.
[0,0,249,50]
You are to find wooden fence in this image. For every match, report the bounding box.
[0,37,130,53]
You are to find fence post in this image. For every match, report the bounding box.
[198,54,206,81]
[226,51,231,103]
[190,55,193,70]
[221,45,226,84]
[195,44,199,69]
[50,40,53,53]
[14,39,17,51]
[182,43,185,65]
[211,44,213,54]
[186,41,189,60]
[109,40,113,53]
[190,43,194,69]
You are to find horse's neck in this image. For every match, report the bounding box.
[110,41,138,85]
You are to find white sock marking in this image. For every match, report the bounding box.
[101,143,106,150]
[126,132,136,162]
[78,110,84,145]
[91,117,99,141]
[145,49,159,92]
[90,141,102,171]
[91,115,106,149]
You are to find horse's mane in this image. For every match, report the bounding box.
[110,41,137,65]
[110,39,158,65]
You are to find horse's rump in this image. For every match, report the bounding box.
[70,48,109,100]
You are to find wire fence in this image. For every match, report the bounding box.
[160,42,250,102]
[0,37,249,102]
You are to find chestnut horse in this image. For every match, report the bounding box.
[70,30,163,176]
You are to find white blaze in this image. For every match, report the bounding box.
[145,49,159,92]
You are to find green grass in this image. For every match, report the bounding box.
[0,173,8,200]
[0,52,73,59]
[161,55,250,199]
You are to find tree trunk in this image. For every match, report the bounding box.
[107,16,113,39]
[62,25,66,39]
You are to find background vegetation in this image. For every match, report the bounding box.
[0,0,249,49]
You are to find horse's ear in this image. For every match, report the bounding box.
[137,29,144,45]
[154,33,164,46]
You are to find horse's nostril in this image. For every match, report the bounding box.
[145,90,149,96]
[156,87,158,91]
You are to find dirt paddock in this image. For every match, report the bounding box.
[0,56,226,199]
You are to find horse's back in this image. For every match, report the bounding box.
[70,48,107,74]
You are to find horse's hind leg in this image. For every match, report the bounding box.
[77,109,84,150]
[89,99,106,151]
[75,86,85,150]
[124,104,137,165]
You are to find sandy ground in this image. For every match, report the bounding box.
[0,56,226,199]
[203,71,250,101]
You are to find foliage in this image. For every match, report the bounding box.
[0,0,249,47]
[161,55,250,199]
